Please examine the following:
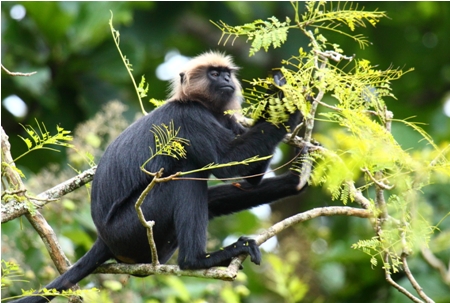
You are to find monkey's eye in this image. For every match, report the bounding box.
[210,70,220,78]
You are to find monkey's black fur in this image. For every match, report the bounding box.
[12,53,305,302]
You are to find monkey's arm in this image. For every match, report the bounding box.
[183,104,299,179]
[207,171,304,219]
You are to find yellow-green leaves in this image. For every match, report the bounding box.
[149,98,165,108]
[15,120,73,162]
[300,1,387,49]
[137,75,149,99]
[147,121,190,163]
[212,16,292,57]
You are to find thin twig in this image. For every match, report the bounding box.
[421,247,450,285]
[1,189,27,198]
[384,254,424,303]
[314,50,354,62]
[361,167,395,190]
[402,254,435,303]
[374,109,421,302]
[134,169,164,266]
[135,168,182,266]
[289,122,304,140]
[1,64,37,76]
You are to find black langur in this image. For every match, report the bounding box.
[13,51,305,303]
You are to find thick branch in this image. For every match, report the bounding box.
[1,167,96,223]
[25,211,72,274]
[94,206,370,279]
[95,263,237,281]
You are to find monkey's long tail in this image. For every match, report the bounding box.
[10,238,113,303]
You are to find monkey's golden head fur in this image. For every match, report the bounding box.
[168,51,243,112]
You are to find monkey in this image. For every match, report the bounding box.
[11,51,305,302]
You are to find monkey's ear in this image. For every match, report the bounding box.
[179,72,185,84]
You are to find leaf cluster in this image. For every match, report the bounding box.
[1,260,23,289]
[213,2,402,126]
[299,1,386,48]
[212,16,291,57]
[214,1,450,284]
[213,1,387,56]
[15,119,73,162]
[145,121,190,166]
[1,260,99,302]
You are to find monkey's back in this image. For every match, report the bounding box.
[89,101,225,264]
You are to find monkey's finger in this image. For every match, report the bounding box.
[247,241,262,265]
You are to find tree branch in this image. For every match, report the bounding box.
[421,247,450,286]
[2,127,83,302]
[1,166,96,223]
[384,253,425,303]
[402,253,435,303]
[1,64,37,76]
[94,263,237,281]
[135,168,164,266]
[256,206,370,245]
[25,211,72,274]
[94,206,371,279]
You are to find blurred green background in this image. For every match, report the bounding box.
[2,2,449,303]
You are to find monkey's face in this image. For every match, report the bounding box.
[207,67,236,110]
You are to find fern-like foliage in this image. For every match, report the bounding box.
[141,121,190,169]
[15,120,73,162]
[1,260,22,288]
[149,98,166,108]
[212,16,291,57]
[298,1,387,49]
[212,1,397,125]
[1,260,99,301]
[138,75,149,99]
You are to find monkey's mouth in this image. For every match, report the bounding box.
[220,86,235,91]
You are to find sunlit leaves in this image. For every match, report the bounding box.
[15,120,73,162]
[2,260,99,301]
[212,16,292,57]
[149,98,165,108]
[137,75,149,99]
[147,121,190,163]
[300,1,387,49]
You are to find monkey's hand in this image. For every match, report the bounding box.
[273,71,286,87]
[256,71,301,129]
